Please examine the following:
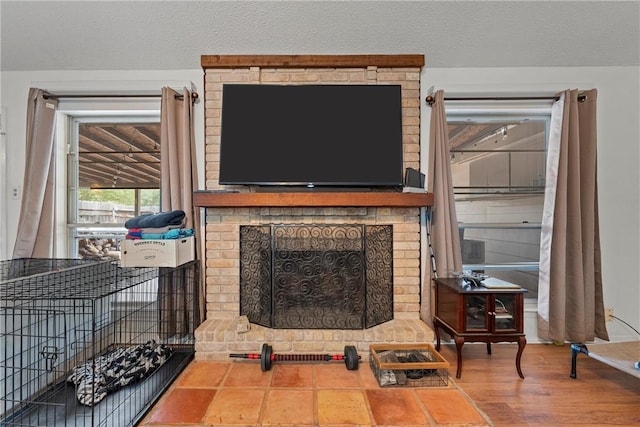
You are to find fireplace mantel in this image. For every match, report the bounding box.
[193,191,433,208]
[201,54,425,69]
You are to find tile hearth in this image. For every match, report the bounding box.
[194,318,434,361]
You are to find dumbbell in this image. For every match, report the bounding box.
[230,343,360,371]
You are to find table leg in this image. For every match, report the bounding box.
[516,335,527,379]
[486,342,492,355]
[434,319,441,351]
[454,335,465,379]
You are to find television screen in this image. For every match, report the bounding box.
[218,84,404,188]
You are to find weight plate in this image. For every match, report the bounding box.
[260,343,271,371]
[265,344,273,371]
[344,345,359,370]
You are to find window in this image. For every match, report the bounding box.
[67,118,161,259]
[447,106,551,299]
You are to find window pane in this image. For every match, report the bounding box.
[448,115,548,300]
[77,188,160,224]
[460,224,540,290]
[78,123,160,189]
[70,120,161,260]
[76,228,125,261]
[461,226,541,265]
[450,121,547,196]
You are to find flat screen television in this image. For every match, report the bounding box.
[218,84,404,189]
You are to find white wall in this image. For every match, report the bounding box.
[421,66,640,341]
[2,66,638,341]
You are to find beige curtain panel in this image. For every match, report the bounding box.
[421,90,463,325]
[537,89,608,343]
[12,88,59,259]
[159,87,204,337]
[161,87,196,226]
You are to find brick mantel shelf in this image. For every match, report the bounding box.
[193,191,433,208]
[201,54,425,69]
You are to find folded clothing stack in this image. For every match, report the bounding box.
[124,210,194,240]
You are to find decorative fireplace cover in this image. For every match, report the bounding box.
[239,224,393,329]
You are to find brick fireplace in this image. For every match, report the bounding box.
[194,55,434,360]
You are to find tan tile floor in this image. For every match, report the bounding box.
[140,360,491,426]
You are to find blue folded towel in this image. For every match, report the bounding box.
[125,210,186,229]
[141,228,194,240]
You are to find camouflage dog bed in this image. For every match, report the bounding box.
[67,340,173,406]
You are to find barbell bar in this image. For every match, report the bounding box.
[230,343,360,371]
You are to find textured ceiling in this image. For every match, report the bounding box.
[1,1,638,71]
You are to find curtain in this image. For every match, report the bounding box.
[538,89,608,343]
[421,90,463,325]
[12,88,58,259]
[158,87,203,339]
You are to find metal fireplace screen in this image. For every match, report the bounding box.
[240,224,393,329]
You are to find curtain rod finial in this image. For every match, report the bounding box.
[425,95,435,106]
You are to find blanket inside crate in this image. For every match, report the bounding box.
[67,340,173,406]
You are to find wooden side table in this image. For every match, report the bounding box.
[433,277,527,379]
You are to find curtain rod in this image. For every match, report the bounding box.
[42,91,199,103]
[425,94,586,106]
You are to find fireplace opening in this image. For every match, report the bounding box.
[239,224,393,329]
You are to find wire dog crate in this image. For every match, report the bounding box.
[0,258,199,427]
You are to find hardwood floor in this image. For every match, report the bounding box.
[437,342,640,426]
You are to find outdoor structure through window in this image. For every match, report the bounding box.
[447,105,551,299]
[67,119,161,259]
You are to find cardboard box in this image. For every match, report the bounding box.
[120,237,195,267]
